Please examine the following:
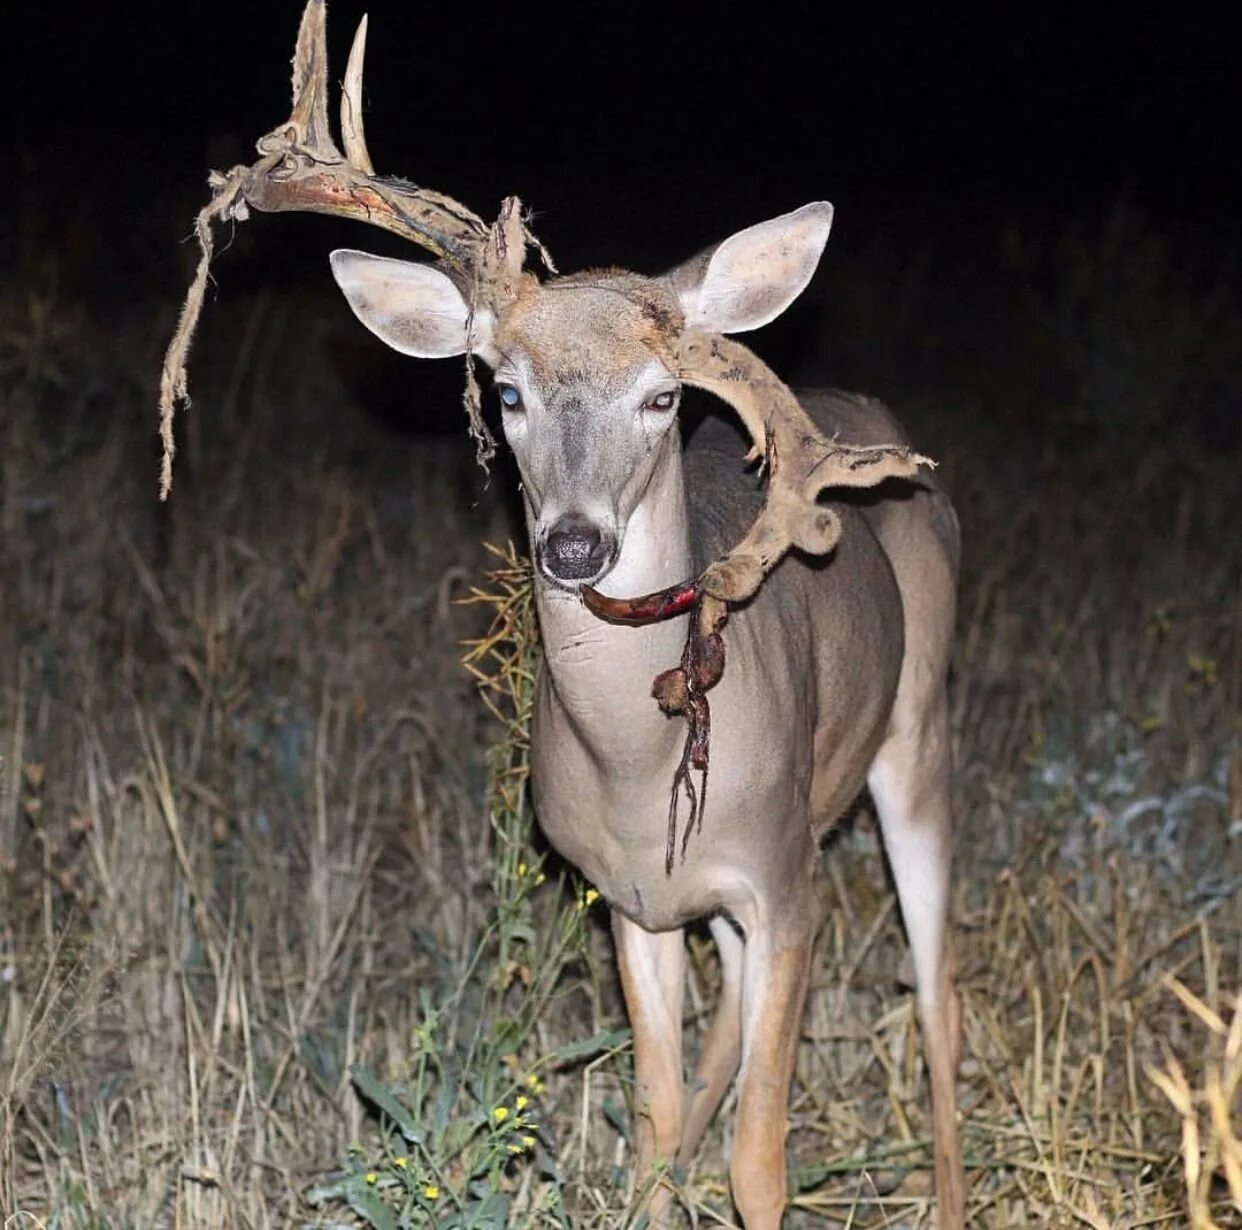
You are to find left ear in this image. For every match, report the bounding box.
[665,201,834,334]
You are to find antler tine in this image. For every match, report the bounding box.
[341,14,375,174]
[283,0,341,160]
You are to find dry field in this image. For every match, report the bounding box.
[1,212,1239,1227]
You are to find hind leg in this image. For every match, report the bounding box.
[869,698,964,1229]
[678,913,744,1166]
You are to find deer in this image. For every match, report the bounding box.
[159,4,966,1226]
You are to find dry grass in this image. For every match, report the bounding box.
[1,232,1239,1227]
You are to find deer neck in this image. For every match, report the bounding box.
[530,436,692,770]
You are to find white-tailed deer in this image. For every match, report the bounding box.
[161,4,965,1225]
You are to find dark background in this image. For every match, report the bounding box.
[10,6,1234,234]
[3,2,1238,440]
[8,5,1236,257]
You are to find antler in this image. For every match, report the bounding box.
[235,3,495,268]
[584,318,930,872]
[677,332,931,601]
[158,0,545,498]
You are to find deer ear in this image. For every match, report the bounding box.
[329,249,493,359]
[667,202,834,334]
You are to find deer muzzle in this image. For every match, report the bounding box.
[538,513,617,587]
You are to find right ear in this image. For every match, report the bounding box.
[329,249,493,359]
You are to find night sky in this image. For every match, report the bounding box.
[6,4,1235,272]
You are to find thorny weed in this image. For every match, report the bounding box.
[308,545,629,1229]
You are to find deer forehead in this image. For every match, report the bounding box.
[495,272,683,392]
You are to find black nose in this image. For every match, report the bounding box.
[541,515,613,582]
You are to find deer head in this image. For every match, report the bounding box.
[330,204,838,592]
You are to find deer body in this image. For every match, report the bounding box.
[333,235,965,1230]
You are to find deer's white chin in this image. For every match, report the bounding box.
[535,555,617,594]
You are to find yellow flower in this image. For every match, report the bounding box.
[522,1135,536,1149]
[517,862,528,877]
[393,1156,408,1169]
[492,1106,509,1123]
[1188,653,1218,685]
[508,1143,523,1154]
[365,1172,378,1185]
[534,872,546,886]
[515,1094,529,1110]
[525,1073,545,1094]
[423,1184,439,1200]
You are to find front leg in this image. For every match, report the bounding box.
[729,886,819,1230]
[678,913,744,1166]
[613,912,686,1223]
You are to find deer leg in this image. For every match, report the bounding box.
[678,913,744,1166]
[869,704,965,1230]
[728,888,817,1230]
[613,912,686,1224]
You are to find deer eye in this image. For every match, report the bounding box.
[644,390,678,413]
[497,383,523,412]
